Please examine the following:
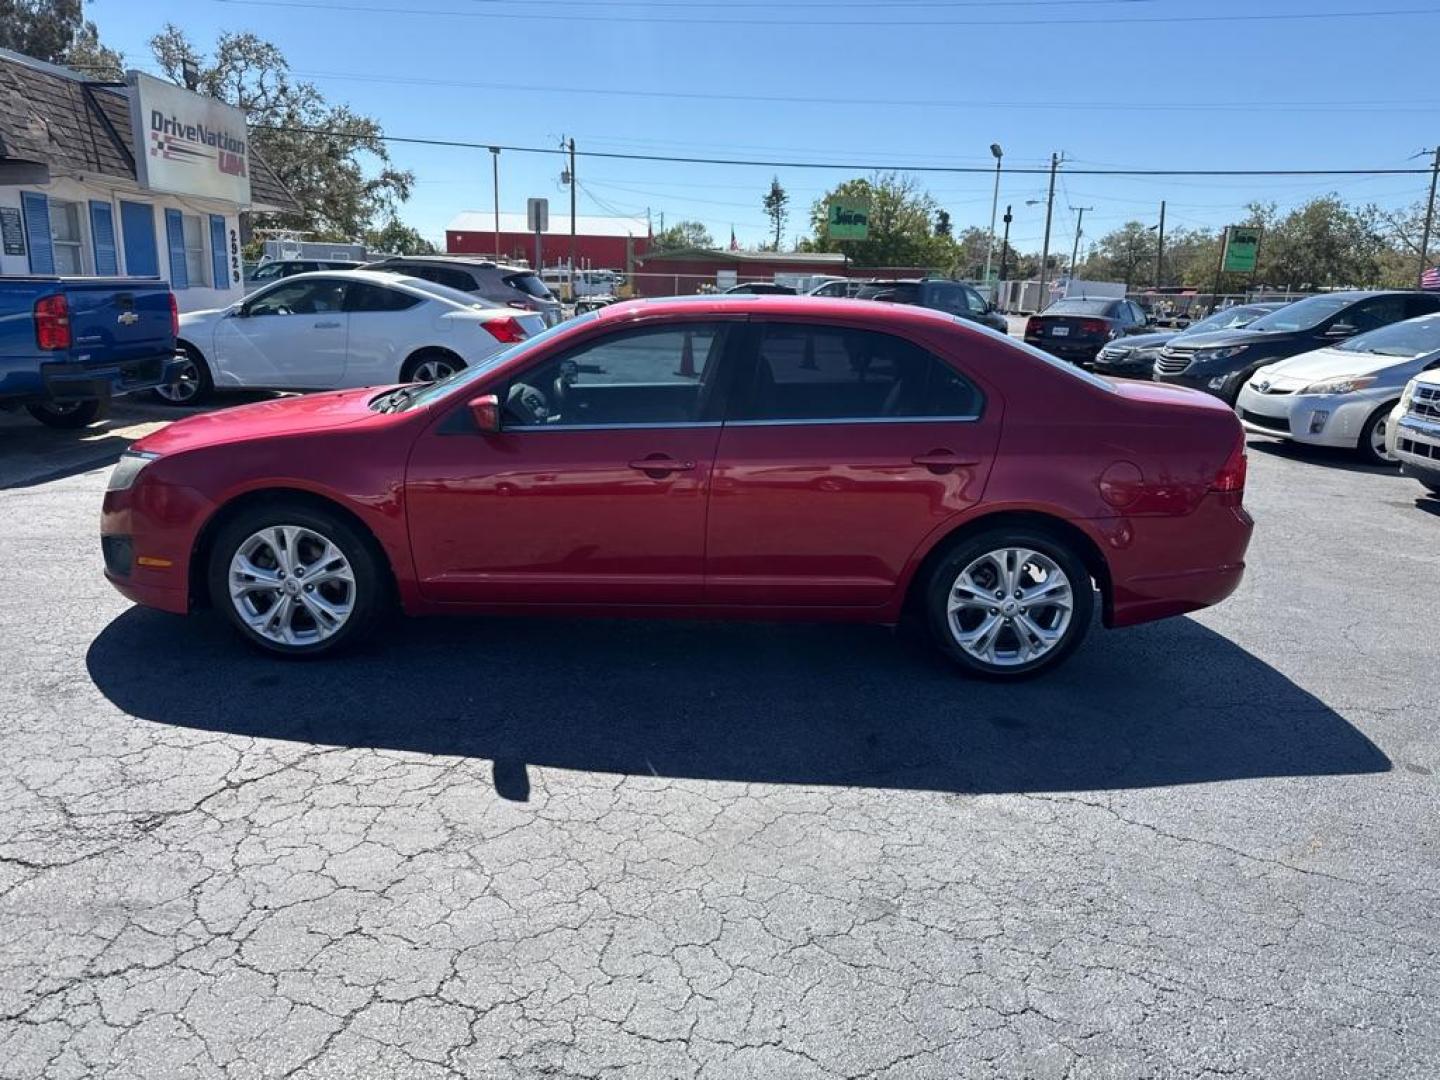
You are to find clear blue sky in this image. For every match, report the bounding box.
[89,0,1440,255]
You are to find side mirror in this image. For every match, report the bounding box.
[468,393,501,433]
[1326,323,1356,338]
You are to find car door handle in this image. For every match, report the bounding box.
[912,450,980,473]
[313,320,342,329]
[628,457,696,476]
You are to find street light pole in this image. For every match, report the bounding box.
[983,143,1002,296]
[1069,205,1093,282]
[489,147,501,261]
[1418,147,1439,289]
[1154,200,1167,286]
[1037,152,1060,311]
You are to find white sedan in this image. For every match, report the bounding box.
[161,271,546,404]
[1236,313,1440,465]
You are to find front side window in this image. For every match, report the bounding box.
[245,279,348,317]
[734,323,983,422]
[1342,296,1408,334]
[50,200,84,275]
[962,287,989,315]
[503,323,727,428]
[181,214,209,287]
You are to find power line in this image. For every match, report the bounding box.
[215,0,1440,28]
[289,68,1440,116]
[248,124,1436,178]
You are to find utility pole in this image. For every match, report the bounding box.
[1154,200,1167,286]
[566,137,577,301]
[999,204,1013,284]
[489,147,501,261]
[1418,147,1439,290]
[1069,205,1092,283]
[983,143,1003,297]
[1037,152,1060,311]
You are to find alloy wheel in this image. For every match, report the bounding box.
[156,357,201,403]
[228,525,356,647]
[411,357,457,383]
[1371,414,1395,463]
[945,547,1075,668]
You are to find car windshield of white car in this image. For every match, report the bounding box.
[1337,314,1440,357]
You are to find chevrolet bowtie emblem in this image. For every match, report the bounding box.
[117,311,139,325]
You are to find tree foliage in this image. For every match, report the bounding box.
[652,220,715,252]
[363,218,438,256]
[0,0,122,77]
[803,173,953,268]
[149,25,413,242]
[762,177,789,251]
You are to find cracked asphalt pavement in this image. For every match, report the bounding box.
[1,426,1437,1078]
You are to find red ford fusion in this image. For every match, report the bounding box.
[101,296,1252,678]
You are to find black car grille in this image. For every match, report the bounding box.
[1398,437,1437,460]
[1241,409,1290,434]
[1408,385,1440,422]
[1155,347,1196,375]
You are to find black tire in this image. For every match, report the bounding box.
[26,399,104,428]
[154,344,213,406]
[925,527,1095,680]
[400,349,465,384]
[207,501,387,658]
[1356,403,1399,467]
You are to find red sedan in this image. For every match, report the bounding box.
[101,296,1252,679]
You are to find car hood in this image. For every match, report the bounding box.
[1108,331,1177,350]
[1255,346,1428,387]
[132,386,392,456]
[1174,327,1295,350]
[178,306,232,326]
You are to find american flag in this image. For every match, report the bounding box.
[1423,266,1440,290]
[729,227,740,252]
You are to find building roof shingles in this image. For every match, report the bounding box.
[0,50,299,214]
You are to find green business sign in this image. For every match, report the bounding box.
[1222,226,1262,273]
[827,198,871,240]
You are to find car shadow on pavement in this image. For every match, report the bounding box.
[86,608,1389,797]
[1245,437,1397,476]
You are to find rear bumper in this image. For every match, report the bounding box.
[1100,496,1254,628]
[1024,337,1106,363]
[37,353,184,403]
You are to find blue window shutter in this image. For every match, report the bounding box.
[119,201,158,277]
[209,214,228,289]
[21,192,54,274]
[89,201,119,275]
[164,207,188,289]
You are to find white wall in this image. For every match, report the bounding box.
[0,175,245,312]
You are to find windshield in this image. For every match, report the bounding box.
[1186,304,1271,333]
[400,313,597,410]
[1337,313,1440,357]
[504,272,554,300]
[1040,299,1117,317]
[1245,295,1351,332]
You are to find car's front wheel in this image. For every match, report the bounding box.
[154,345,213,406]
[926,528,1094,679]
[208,502,386,657]
[1357,403,1399,466]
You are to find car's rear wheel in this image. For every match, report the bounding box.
[26,399,104,428]
[155,345,213,406]
[926,528,1094,680]
[1357,403,1398,466]
[400,350,465,384]
[208,503,385,658]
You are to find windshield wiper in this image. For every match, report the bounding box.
[374,386,417,413]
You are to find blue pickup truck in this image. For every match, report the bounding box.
[1,277,183,428]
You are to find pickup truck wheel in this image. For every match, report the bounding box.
[26,399,104,429]
[926,528,1094,680]
[208,505,384,658]
[154,346,212,405]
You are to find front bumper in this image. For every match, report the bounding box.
[101,476,214,615]
[1235,385,1387,450]
[1392,412,1440,472]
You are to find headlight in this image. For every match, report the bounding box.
[1196,345,1249,361]
[1300,375,1378,395]
[1399,379,1418,409]
[107,451,160,492]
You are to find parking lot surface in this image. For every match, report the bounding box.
[0,429,1437,1078]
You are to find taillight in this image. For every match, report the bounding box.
[1211,433,1247,497]
[34,294,71,350]
[483,316,528,344]
[1024,317,1041,337]
[169,292,179,339]
[1079,318,1110,335]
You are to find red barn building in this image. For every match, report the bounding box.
[446,211,649,270]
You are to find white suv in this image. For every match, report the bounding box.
[1386,369,1440,495]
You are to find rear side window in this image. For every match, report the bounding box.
[857,283,920,304]
[504,272,554,299]
[345,282,422,313]
[403,264,477,292]
[734,324,982,422]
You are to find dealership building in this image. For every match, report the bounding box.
[0,48,298,310]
